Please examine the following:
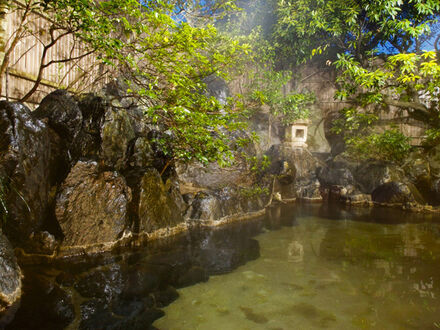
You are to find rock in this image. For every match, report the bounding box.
[248,111,283,153]
[431,179,440,205]
[203,75,230,105]
[426,144,440,177]
[74,264,124,300]
[239,192,266,213]
[0,101,52,243]
[56,161,132,247]
[177,161,251,191]
[0,233,22,321]
[198,234,260,274]
[27,231,59,255]
[296,180,322,200]
[324,112,345,156]
[341,193,372,205]
[152,286,179,307]
[317,164,355,188]
[110,299,164,329]
[79,299,115,330]
[100,107,136,170]
[401,150,440,205]
[371,182,420,204]
[266,145,323,200]
[138,169,184,233]
[75,94,107,159]
[307,112,331,153]
[188,187,248,221]
[176,266,208,287]
[129,137,155,168]
[6,275,74,329]
[188,191,223,220]
[33,90,83,144]
[354,161,404,194]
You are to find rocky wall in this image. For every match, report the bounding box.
[1,79,438,320]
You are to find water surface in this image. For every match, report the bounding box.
[155,204,440,329]
[6,204,440,329]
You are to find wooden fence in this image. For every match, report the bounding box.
[294,64,426,147]
[1,1,110,106]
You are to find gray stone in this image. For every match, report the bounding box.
[203,75,230,105]
[317,165,355,188]
[354,161,404,194]
[177,161,250,191]
[265,144,323,200]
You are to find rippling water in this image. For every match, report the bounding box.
[155,205,440,330]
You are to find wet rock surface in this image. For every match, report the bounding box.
[75,94,106,159]
[265,144,323,200]
[0,88,273,256]
[33,90,83,145]
[353,161,404,194]
[6,274,74,330]
[0,233,22,323]
[55,161,132,247]
[0,101,53,244]
[177,161,250,191]
[371,182,420,204]
[100,107,136,170]
[138,169,184,233]
[188,187,266,221]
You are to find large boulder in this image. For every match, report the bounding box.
[6,274,74,329]
[138,169,184,233]
[317,163,355,188]
[402,150,440,205]
[75,94,107,159]
[176,161,251,191]
[33,90,82,145]
[0,101,52,243]
[266,145,323,200]
[100,107,136,171]
[187,187,265,221]
[248,111,283,153]
[55,161,132,247]
[354,161,404,194]
[371,182,422,204]
[77,94,156,169]
[0,233,22,322]
[188,191,223,221]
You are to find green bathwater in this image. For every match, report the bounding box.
[154,213,440,329]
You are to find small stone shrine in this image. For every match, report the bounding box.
[285,119,309,148]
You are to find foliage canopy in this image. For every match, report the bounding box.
[273,0,440,161]
[4,0,252,167]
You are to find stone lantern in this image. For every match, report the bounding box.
[285,119,309,148]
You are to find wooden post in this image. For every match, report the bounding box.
[0,0,7,97]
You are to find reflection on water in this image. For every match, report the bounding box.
[155,204,440,330]
[6,220,263,329]
[6,203,440,329]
